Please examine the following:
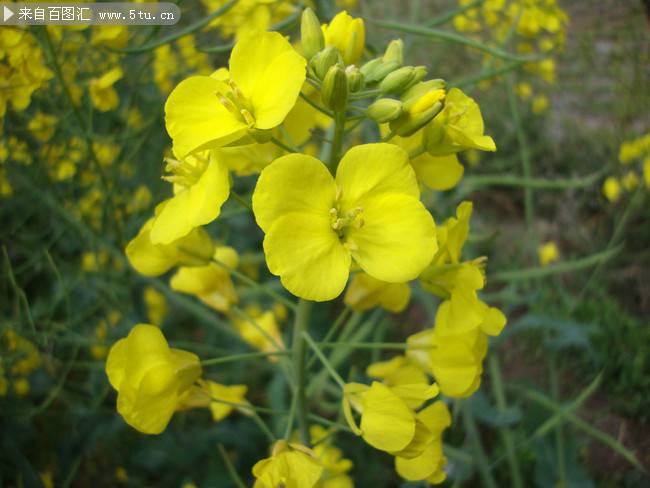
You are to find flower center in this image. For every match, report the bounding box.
[162,153,209,188]
[216,79,256,127]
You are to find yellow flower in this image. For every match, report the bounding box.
[105,324,202,434]
[538,241,559,266]
[309,426,354,488]
[13,377,30,396]
[149,150,230,245]
[89,67,123,112]
[387,128,464,190]
[602,176,621,203]
[643,156,650,188]
[125,210,215,277]
[366,355,429,388]
[395,401,450,483]
[4,330,41,375]
[516,82,532,101]
[143,286,168,326]
[28,113,57,142]
[532,94,549,114]
[203,380,248,421]
[165,32,306,158]
[232,307,285,358]
[91,25,129,49]
[322,11,365,65]
[344,272,411,312]
[253,440,324,488]
[425,88,496,156]
[170,246,239,313]
[407,327,487,398]
[389,81,446,137]
[283,83,332,146]
[213,141,280,176]
[252,143,437,301]
[621,171,639,191]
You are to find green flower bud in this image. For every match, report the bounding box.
[379,66,425,94]
[382,39,404,65]
[309,46,342,81]
[321,65,348,112]
[301,8,324,61]
[345,65,364,92]
[403,66,428,91]
[390,101,444,137]
[367,98,403,123]
[364,60,401,84]
[360,58,382,77]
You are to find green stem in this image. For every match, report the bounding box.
[217,444,246,488]
[270,136,299,154]
[462,169,606,191]
[229,190,253,212]
[305,306,351,369]
[328,111,346,173]
[488,355,523,488]
[507,75,534,233]
[462,402,499,488]
[200,350,289,366]
[303,331,346,389]
[299,91,334,118]
[292,299,313,445]
[427,0,485,27]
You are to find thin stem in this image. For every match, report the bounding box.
[270,136,299,154]
[299,91,334,118]
[217,444,247,488]
[230,190,253,212]
[303,331,346,389]
[462,169,606,191]
[305,306,352,369]
[292,299,312,445]
[507,75,534,233]
[328,111,347,173]
[488,355,523,488]
[318,341,410,350]
[427,0,485,27]
[462,401,499,488]
[200,350,289,367]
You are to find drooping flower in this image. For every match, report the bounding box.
[344,272,411,313]
[252,440,324,488]
[170,246,239,313]
[252,143,437,301]
[424,87,496,156]
[322,11,365,66]
[165,32,306,158]
[308,425,354,488]
[125,208,215,277]
[231,306,286,358]
[105,324,202,434]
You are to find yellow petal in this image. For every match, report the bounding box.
[252,153,337,232]
[348,193,437,282]
[344,272,411,312]
[150,154,230,244]
[336,143,419,209]
[230,32,306,129]
[264,213,351,301]
[395,436,445,481]
[165,76,249,158]
[360,382,415,452]
[411,153,464,190]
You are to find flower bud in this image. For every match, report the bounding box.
[300,8,324,61]
[309,46,342,80]
[321,65,348,112]
[367,98,403,123]
[379,66,427,94]
[382,39,404,65]
[391,101,443,137]
[322,11,365,65]
[345,65,364,92]
[362,60,401,84]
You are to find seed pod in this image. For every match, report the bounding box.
[321,65,348,112]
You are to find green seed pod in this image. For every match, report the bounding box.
[321,65,348,112]
[309,46,342,81]
[345,65,364,92]
[367,98,403,123]
[382,39,404,65]
[300,8,324,61]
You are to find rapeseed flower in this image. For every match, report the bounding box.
[105,324,201,434]
[322,11,365,66]
[165,32,306,158]
[538,241,559,266]
[252,440,324,488]
[344,272,411,312]
[252,143,437,301]
[89,67,123,112]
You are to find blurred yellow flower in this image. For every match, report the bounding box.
[344,272,411,313]
[232,307,285,358]
[89,67,123,112]
[252,143,437,301]
[253,440,324,488]
[602,176,621,202]
[143,286,168,326]
[538,241,559,266]
[105,324,202,434]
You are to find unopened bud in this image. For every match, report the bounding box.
[404,66,428,91]
[321,65,348,112]
[367,98,403,123]
[363,60,401,84]
[309,46,342,81]
[345,65,364,92]
[301,8,324,61]
[382,39,404,65]
[379,66,423,94]
[390,101,443,137]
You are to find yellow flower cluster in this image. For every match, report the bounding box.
[1,330,42,397]
[153,35,212,94]
[603,133,650,202]
[454,0,568,113]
